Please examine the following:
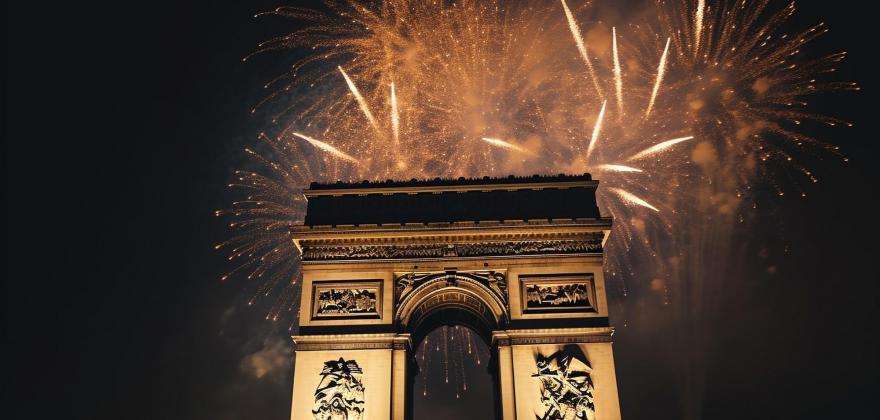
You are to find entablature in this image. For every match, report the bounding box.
[293,218,612,263]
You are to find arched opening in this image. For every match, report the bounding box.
[395,273,509,420]
[411,314,496,420]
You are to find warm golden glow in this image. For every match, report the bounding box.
[586,100,607,162]
[293,132,359,163]
[595,164,644,173]
[561,0,602,96]
[612,27,624,115]
[626,136,694,161]
[694,0,705,56]
[608,187,659,212]
[645,38,670,119]
[481,137,537,156]
[221,0,855,328]
[390,81,400,145]
[338,66,380,134]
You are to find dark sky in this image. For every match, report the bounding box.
[6,1,878,419]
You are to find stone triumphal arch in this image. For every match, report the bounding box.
[289,174,622,420]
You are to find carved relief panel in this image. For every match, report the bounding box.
[312,358,366,420]
[312,281,382,320]
[512,342,620,420]
[520,274,597,314]
[533,348,595,420]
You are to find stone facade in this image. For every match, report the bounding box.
[289,175,622,420]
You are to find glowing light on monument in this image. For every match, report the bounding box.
[219,0,856,398]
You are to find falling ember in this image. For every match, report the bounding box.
[390,82,400,146]
[608,188,660,212]
[645,38,671,119]
[481,137,537,156]
[693,0,705,55]
[338,66,380,134]
[595,164,644,173]
[626,136,694,161]
[612,27,624,116]
[292,132,359,163]
[560,0,602,96]
[585,101,607,161]
[223,0,854,356]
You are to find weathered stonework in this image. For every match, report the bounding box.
[300,237,604,262]
[289,175,622,420]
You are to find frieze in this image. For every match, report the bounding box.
[301,238,603,261]
[295,342,396,351]
[395,271,507,304]
[509,335,612,345]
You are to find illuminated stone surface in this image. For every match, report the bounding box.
[290,175,621,420]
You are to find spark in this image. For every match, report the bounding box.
[608,188,660,212]
[612,27,624,115]
[338,66,380,134]
[595,164,644,173]
[292,132,359,163]
[390,81,400,145]
[481,137,537,156]
[694,0,705,56]
[560,0,603,96]
[626,136,694,161]
[585,100,607,161]
[645,38,671,119]
[223,0,854,362]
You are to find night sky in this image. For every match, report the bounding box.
[6,1,878,419]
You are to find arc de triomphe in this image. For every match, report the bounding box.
[289,174,622,420]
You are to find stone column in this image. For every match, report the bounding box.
[391,334,411,420]
[492,331,516,420]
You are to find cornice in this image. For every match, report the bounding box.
[304,173,596,196]
[291,218,612,241]
[304,180,598,197]
[291,333,411,351]
[492,327,614,346]
[300,239,604,262]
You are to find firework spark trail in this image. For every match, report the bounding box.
[609,187,660,212]
[585,100,607,161]
[390,81,400,145]
[645,38,671,119]
[560,0,603,96]
[612,27,624,116]
[338,66,380,134]
[481,137,537,156]
[292,132,359,163]
[626,136,694,161]
[595,164,644,173]
[222,0,855,398]
[694,0,705,56]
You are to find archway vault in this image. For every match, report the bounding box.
[395,271,509,345]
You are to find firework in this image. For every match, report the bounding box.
[585,100,607,161]
[626,135,694,161]
[480,137,538,156]
[218,0,854,400]
[656,0,858,194]
[561,0,603,96]
[293,132,360,163]
[608,187,660,212]
[645,37,671,119]
[612,27,624,115]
